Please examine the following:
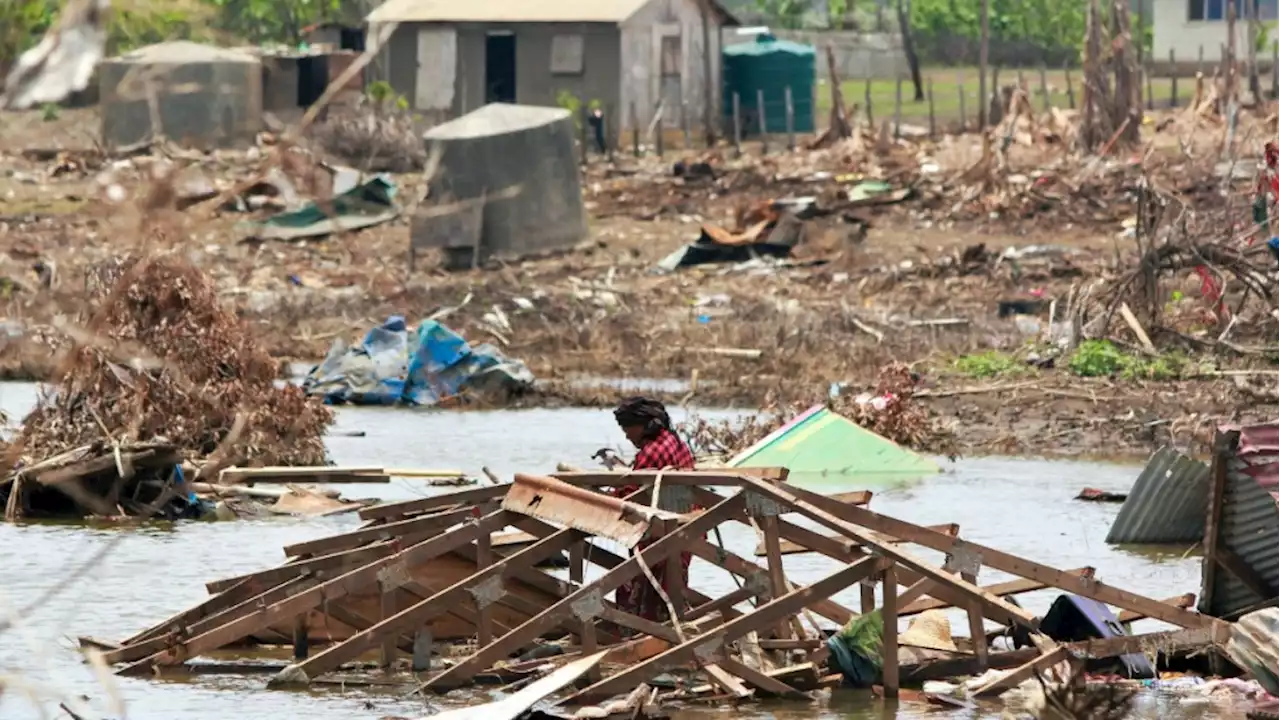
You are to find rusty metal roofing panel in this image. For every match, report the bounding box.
[1201,433,1280,619]
[1106,448,1210,545]
[501,473,681,548]
[1235,421,1279,502]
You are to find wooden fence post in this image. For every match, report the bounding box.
[956,71,966,131]
[1170,48,1179,107]
[893,75,902,139]
[927,77,936,138]
[732,92,741,157]
[784,85,795,151]
[757,88,768,154]
[1038,64,1050,111]
[864,75,874,125]
[630,102,640,157]
[1064,62,1076,109]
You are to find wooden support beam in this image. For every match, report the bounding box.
[379,580,397,667]
[740,479,1039,632]
[687,585,760,622]
[882,565,899,698]
[360,485,509,522]
[715,656,806,699]
[282,507,475,558]
[418,493,747,691]
[119,511,513,675]
[970,646,1068,697]
[476,531,494,647]
[961,568,989,671]
[118,580,257,647]
[901,569,1094,617]
[902,625,1229,682]
[687,539,855,626]
[776,482,1219,630]
[754,522,957,557]
[1116,594,1195,624]
[566,554,884,704]
[268,523,591,686]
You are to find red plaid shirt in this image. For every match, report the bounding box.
[615,428,695,497]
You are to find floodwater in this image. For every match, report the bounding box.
[0,382,1247,720]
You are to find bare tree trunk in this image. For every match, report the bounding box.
[1111,0,1142,145]
[895,0,925,101]
[1247,0,1261,100]
[978,0,989,127]
[700,2,716,145]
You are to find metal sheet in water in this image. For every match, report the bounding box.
[502,473,680,548]
[419,650,608,720]
[1201,422,1280,620]
[1105,448,1210,545]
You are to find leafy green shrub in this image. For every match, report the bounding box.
[1068,340,1127,377]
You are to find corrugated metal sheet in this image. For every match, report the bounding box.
[1105,448,1210,545]
[1200,422,1280,619]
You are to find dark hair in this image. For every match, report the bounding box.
[613,396,672,439]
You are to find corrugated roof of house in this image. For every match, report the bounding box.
[366,0,737,25]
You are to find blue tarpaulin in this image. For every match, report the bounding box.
[302,316,535,406]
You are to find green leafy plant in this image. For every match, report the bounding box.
[954,350,1028,378]
[1068,340,1197,381]
[1067,340,1127,377]
[40,102,59,121]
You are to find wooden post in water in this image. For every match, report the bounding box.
[893,75,903,139]
[956,71,967,131]
[631,102,640,157]
[732,92,742,157]
[757,88,768,154]
[881,565,900,698]
[784,85,795,151]
[411,630,432,672]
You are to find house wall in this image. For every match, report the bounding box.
[1154,0,1280,62]
[620,0,725,135]
[374,22,621,125]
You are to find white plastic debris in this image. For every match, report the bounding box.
[1,0,110,110]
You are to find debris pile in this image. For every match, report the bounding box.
[1,253,333,520]
[92,468,1246,717]
[310,105,427,174]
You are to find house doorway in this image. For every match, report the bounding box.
[485,32,516,104]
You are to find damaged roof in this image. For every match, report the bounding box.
[367,0,738,25]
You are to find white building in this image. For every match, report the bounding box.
[1153,0,1279,62]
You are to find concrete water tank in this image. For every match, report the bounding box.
[412,103,589,270]
[98,41,263,150]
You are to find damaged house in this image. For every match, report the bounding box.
[363,0,738,136]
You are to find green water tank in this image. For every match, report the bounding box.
[722,33,816,135]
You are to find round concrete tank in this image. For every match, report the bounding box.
[418,103,588,269]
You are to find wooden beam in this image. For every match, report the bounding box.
[687,585,760,621]
[119,511,512,675]
[882,565,900,698]
[740,479,1039,632]
[1201,430,1234,615]
[754,522,957,557]
[268,525,590,686]
[715,656,806,699]
[776,482,1219,630]
[417,493,747,691]
[282,507,475,558]
[360,485,509,522]
[686,539,855,626]
[970,646,1068,697]
[902,569,1094,617]
[1116,594,1195,624]
[565,555,883,704]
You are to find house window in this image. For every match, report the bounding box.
[1189,0,1261,20]
[660,35,681,77]
[550,34,584,75]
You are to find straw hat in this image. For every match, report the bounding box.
[898,610,960,653]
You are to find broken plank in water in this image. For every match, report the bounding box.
[220,466,390,483]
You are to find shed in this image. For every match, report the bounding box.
[722,34,816,134]
[411,103,588,270]
[98,41,263,150]
[1153,0,1278,64]
[364,0,738,137]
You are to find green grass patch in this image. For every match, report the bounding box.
[1067,340,1206,381]
[953,350,1029,379]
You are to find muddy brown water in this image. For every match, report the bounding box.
[0,382,1246,720]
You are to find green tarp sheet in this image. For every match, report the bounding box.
[727,405,941,488]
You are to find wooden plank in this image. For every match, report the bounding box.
[741,479,1040,632]
[687,539,855,625]
[702,662,754,699]
[282,507,475,558]
[118,580,258,647]
[902,569,1094,616]
[882,565,899,698]
[902,626,1229,682]
[119,512,511,675]
[777,482,1219,630]
[753,522,957,557]
[971,646,1068,697]
[760,515,792,639]
[715,656,806,699]
[687,585,759,622]
[962,569,989,671]
[360,485,510,522]
[268,524,592,686]
[1116,594,1195,624]
[1201,431,1233,614]
[418,494,748,691]
[565,555,883,704]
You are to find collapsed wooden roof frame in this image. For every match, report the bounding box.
[95,468,1230,703]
